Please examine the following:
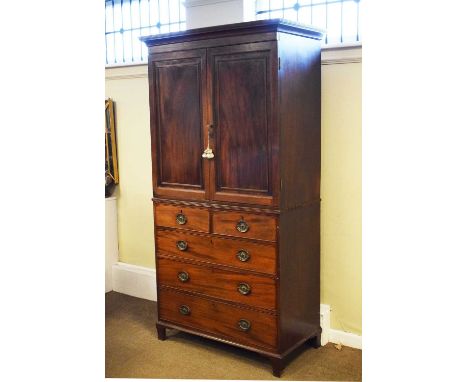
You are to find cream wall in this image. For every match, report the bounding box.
[105,68,155,269]
[321,62,362,335]
[105,57,362,335]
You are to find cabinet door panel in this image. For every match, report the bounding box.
[208,43,278,206]
[149,50,209,200]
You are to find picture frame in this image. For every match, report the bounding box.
[105,98,119,196]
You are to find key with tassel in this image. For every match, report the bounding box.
[202,124,215,159]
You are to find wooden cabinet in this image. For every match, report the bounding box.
[142,19,324,377]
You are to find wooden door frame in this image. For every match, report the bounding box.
[148,49,210,201]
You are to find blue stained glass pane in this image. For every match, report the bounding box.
[106,0,186,66]
[122,0,132,29]
[255,0,361,44]
[140,26,152,37]
[106,34,115,63]
[113,2,122,31]
[342,0,358,42]
[114,31,123,63]
[269,10,283,19]
[139,0,149,27]
[284,0,297,7]
[326,2,341,44]
[297,5,311,24]
[283,8,297,21]
[105,4,114,32]
[256,0,269,10]
[270,0,283,9]
[179,2,186,21]
[131,0,141,29]
[159,0,169,24]
[311,4,326,31]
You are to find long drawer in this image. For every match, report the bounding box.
[157,257,277,310]
[156,229,277,275]
[158,287,277,349]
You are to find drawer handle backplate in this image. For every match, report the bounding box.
[236,250,250,262]
[238,319,251,331]
[176,213,187,225]
[236,219,249,233]
[237,282,251,295]
[178,271,190,282]
[179,305,191,316]
[176,240,188,251]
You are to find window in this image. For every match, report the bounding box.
[255,0,361,44]
[105,0,186,66]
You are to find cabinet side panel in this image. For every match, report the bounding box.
[278,33,322,209]
[278,32,322,352]
[278,203,320,352]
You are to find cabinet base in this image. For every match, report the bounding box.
[156,323,167,341]
[309,333,321,349]
[270,356,284,378]
[156,321,321,377]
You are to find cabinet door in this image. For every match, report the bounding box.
[149,49,209,200]
[207,42,278,206]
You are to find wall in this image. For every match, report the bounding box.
[321,62,362,335]
[105,69,155,269]
[105,197,119,292]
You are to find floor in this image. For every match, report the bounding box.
[105,291,362,380]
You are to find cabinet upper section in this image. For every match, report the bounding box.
[142,20,324,209]
[140,19,324,53]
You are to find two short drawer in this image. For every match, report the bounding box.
[158,287,277,349]
[158,258,276,310]
[154,204,277,242]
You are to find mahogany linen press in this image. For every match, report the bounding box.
[141,19,324,377]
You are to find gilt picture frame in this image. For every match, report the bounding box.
[105,98,119,195]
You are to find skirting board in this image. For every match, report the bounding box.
[111,262,361,349]
[112,262,157,301]
[329,329,362,349]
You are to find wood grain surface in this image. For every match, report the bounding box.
[158,287,277,349]
[212,210,277,241]
[154,204,209,232]
[157,257,277,310]
[156,229,277,275]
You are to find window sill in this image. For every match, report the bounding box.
[321,42,362,65]
[105,42,361,75]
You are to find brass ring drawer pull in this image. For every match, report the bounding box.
[236,219,249,233]
[179,305,191,316]
[176,240,188,251]
[237,282,251,295]
[236,250,250,262]
[176,213,187,225]
[238,319,251,331]
[178,271,190,282]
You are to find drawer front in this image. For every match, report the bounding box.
[158,258,276,310]
[212,211,277,241]
[158,288,277,349]
[156,230,277,275]
[156,230,213,260]
[154,204,209,232]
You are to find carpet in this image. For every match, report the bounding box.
[105,291,361,380]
